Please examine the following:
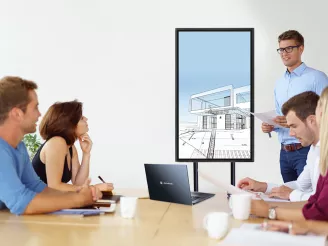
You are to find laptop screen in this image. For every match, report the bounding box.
[144,164,192,205]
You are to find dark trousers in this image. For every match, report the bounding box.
[280,145,310,182]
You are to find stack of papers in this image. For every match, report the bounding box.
[96,194,122,205]
[219,223,326,246]
[94,200,112,207]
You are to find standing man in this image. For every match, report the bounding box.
[262,30,328,182]
[0,76,102,215]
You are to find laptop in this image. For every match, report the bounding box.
[144,164,215,205]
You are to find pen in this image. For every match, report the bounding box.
[268,132,272,138]
[98,176,106,183]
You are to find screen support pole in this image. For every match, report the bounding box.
[193,162,198,192]
[193,162,236,191]
[231,162,236,186]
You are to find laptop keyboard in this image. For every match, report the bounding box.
[191,194,206,202]
[191,192,215,204]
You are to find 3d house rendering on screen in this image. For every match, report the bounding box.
[176,28,254,162]
[182,84,251,159]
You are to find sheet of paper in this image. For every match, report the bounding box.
[258,193,290,203]
[250,110,281,128]
[96,199,116,203]
[199,171,291,202]
[199,171,248,195]
[98,206,116,213]
[219,227,326,246]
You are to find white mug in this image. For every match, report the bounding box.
[203,212,230,239]
[120,197,138,219]
[230,194,252,220]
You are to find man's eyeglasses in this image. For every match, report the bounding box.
[277,45,300,54]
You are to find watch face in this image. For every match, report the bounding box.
[269,208,276,219]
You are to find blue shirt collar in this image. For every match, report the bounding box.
[284,62,307,78]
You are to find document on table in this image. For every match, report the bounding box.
[199,171,290,202]
[218,223,326,246]
[258,193,290,203]
[250,110,281,128]
[199,171,247,195]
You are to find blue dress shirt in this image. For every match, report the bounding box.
[274,63,328,144]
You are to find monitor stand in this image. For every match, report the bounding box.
[193,162,236,192]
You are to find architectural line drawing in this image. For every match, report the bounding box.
[179,85,251,159]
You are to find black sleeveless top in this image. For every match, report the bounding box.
[32,142,73,184]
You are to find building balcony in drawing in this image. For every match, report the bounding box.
[189,85,250,131]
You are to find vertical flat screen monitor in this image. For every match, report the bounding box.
[176,28,254,162]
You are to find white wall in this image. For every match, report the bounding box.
[1,0,328,192]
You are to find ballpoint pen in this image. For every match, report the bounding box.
[98,176,106,183]
[98,176,114,196]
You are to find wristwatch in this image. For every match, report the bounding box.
[268,206,277,220]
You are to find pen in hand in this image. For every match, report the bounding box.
[98,176,106,183]
[98,176,114,195]
[268,132,272,138]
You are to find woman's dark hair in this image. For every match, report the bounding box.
[39,100,83,145]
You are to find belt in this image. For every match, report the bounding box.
[281,143,303,152]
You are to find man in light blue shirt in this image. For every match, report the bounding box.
[262,30,328,182]
[0,139,46,214]
[0,76,101,215]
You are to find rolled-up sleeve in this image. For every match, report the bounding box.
[288,164,313,201]
[289,189,313,202]
[0,150,38,215]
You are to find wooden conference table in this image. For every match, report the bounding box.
[0,189,263,246]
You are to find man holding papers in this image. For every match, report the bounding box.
[261,30,328,182]
[239,91,320,201]
[0,76,102,215]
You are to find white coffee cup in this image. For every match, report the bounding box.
[203,212,230,239]
[120,197,138,219]
[230,194,252,220]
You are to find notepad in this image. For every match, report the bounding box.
[49,209,104,217]
[99,194,122,203]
